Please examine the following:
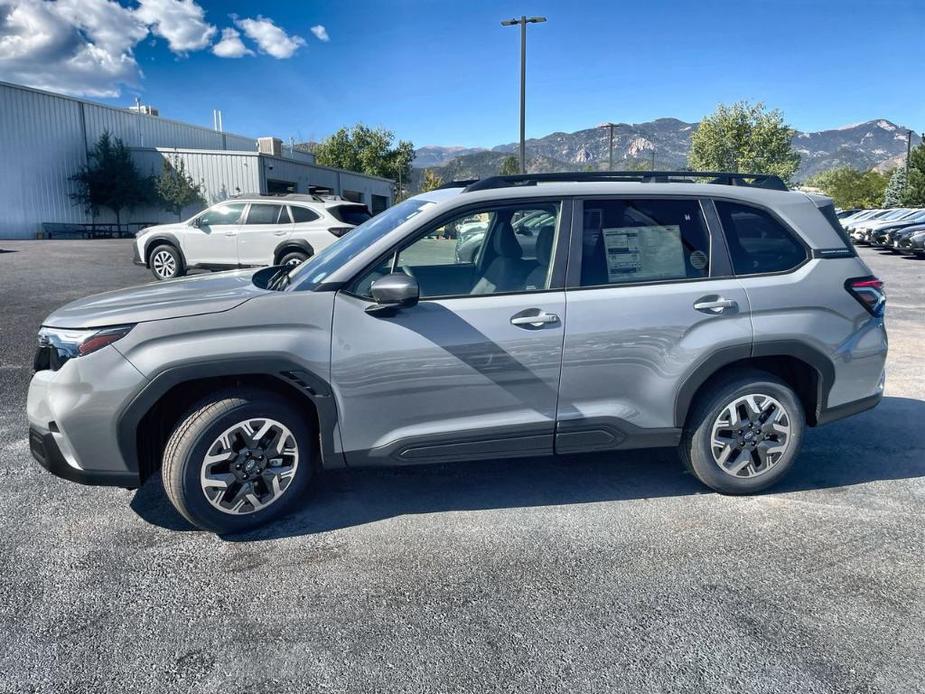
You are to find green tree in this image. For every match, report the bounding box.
[70,131,151,226]
[688,101,801,184]
[420,169,443,192]
[901,142,925,206]
[312,124,414,184]
[883,167,907,207]
[499,155,520,175]
[805,167,889,208]
[155,155,205,220]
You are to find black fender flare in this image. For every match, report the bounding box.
[273,239,315,264]
[672,341,836,428]
[143,233,186,268]
[117,357,343,479]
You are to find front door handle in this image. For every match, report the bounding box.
[693,297,738,313]
[511,311,560,328]
[225,232,237,237]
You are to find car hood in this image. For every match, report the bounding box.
[44,270,266,329]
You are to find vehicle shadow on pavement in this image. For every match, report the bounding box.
[129,396,925,540]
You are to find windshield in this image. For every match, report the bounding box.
[286,197,438,290]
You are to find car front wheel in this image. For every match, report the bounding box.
[149,244,186,281]
[279,250,309,267]
[680,370,805,494]
[161,390,314,533]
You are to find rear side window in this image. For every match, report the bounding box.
[715,201,807,275]
[332,205,373,226]
[290,206,320,223]
[578,198,710,287]
[246,204,284,225]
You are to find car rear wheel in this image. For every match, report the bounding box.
[680,370,805,494]
[161,390,314,533]
[279,250,309,267]
[149,244,185,280]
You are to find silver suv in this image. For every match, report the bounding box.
[29,172,888,533]
[134,194,372,280]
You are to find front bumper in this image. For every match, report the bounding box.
[132,241,145,266]
[29,427,138,487]
[28,347,147,488]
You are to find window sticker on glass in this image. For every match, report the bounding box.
[602,225,685,282]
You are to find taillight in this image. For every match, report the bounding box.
[328,226,353,238]
[846,277,885,316]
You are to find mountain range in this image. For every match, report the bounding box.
[411,118,921,185]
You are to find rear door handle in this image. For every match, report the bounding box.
[273,230,287,236]
[511,311,560,327]
[693,297,737,313]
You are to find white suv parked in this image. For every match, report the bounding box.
[133,194,372,280]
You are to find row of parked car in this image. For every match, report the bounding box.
[838,207,925,255]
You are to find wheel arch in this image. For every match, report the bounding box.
[273,239,314,265]
[144,233,185,268]
[118,359,343,483]
[674,342,835,429]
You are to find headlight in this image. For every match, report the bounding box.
[36,325,134,371]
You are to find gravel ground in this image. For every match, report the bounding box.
[0,240,922,693]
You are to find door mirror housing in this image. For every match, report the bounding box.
[366,273,419,315]
[190,216,202,228]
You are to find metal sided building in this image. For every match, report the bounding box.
[0,81,394,239]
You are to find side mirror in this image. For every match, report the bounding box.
[190,217,202,228]
[366,273,419,315]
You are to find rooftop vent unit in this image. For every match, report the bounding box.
[258,137,283,157]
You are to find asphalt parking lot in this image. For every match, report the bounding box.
[0,240,922,693]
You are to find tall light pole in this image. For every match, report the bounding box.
[501,16,546,174]
[599,122,616,170]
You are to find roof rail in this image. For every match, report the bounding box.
[435,179,480,190]
[463,171,788,192]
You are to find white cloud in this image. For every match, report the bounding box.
[235,15,305,59]
[0,0,147,97]
[0,0,303,97]
[309,24,328,42]
[135,0,215,53]
[212,27,251,58]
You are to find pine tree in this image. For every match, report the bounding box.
[882,168,906,207]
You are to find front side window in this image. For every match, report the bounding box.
[245,204,286,225]
[578,198,710,287]
[715,201,807,275]
[198,203,245,227]
[351,203,561,299]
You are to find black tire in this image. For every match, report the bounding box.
[279,250,309,268]
[680,369,805,495]
[162,390,314,533]
[149,244,186,281]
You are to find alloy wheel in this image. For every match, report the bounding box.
[151,250,177,279]
[710,394,791,479]
[200,418,299,515]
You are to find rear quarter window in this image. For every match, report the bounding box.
[715,201,808,275]
[332,205,373,226]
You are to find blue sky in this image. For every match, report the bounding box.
[2,0,923,147]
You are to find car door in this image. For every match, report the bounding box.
[330,199,571,466]
[183,202,245,266]
[554,196,752,452]
[237,203,293,266]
